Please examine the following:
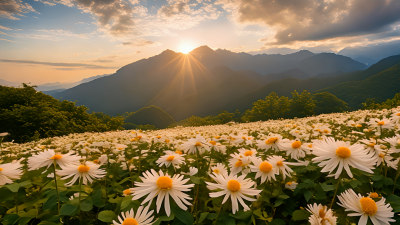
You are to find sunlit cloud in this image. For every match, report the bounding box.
[0,0,38,20]
[218,0,400,46]
[0,59,118,70]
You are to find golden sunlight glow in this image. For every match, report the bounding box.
[178,42,196,54]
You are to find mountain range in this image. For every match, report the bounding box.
[52,46,372,120]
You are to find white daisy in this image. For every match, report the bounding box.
[58,161,106,186]
[210,163,228,176]
[156,151,185,168]
[250,158,276,183]
[267,155,293,180]
[306,203,337,225]
[113,205,154,225]
[28,149,81,170]
[312,137,376,179]
[206,172,261,214]
[181,136,210,154]
[256,134,283,151]
[0,161,23,186]
[132,170,194,216]
[281,139,308,160]
[337,189,395,225]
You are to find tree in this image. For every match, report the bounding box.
[242,92,290,122]
[289,90,316,118]
[313,92,348,114]
[0,85,124,143]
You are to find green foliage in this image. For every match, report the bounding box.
[362,93,400,110]
[124,105,175,129]
[242,92,290,121]
[0,84,124,142]
[172,110,241,127]
[313,92,348,114]
[288,90,316,118]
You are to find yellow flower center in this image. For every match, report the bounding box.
[122,218,138,225]
[214,136,221,139]
[336,147,351,159]
[377,121,385,126]
[209,141,217,146]
[369,192,379,198]
[360,197,378,216]
[244,150,253,156]
[166,155,175,161]
[291,141,302,149]
[50,154,63,160]
[308,144,313,148]
[265,137,278,145]
[77,165,90,173]
[93,159,99,164]
[379,153,385,158]
[195,141,202,146]
[227,180,241,192]
[356,124,362,128]
[137,136,142,140]
[156,136,162,139]
[397,113,400,116]
[175,150,183,155]
[234,160,243,167]
[123,189,131,195]
[213,169,220,174]
[157,176,173,190]
[318,207,326,218]
[242,136,247,140]
[165,139,170,143]
[259,161,272,173]
[118,147,124,150]
[0,168,3,172]
[276,160,283,167]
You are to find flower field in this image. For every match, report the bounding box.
[1,108,400,225]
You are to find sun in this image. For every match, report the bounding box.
[178,42,196,54]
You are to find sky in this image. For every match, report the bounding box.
[1,0,400,84]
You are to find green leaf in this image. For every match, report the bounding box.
[217,212,235,225]
[303,190,312,202]
[2,214,19,225]
[269,218,285,225]
[98,210,116,223]
[80,198,93,212]
[190,176,202,184]
[92,187,105,208]
[171,203,194,224]
[230,210,252,220]
[292,209,309,221]
[60,204,78,216]
[5,183,21,193]
[153,214,175,225]
[320,183,335,191]
[198,212,209,223]
[387,194,400,212]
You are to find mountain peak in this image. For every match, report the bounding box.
[190,45,214,55]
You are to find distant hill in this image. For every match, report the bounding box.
[53,46,366,119]
[220,54,400,113]
[320,55,400,108]
[124,105,175,129]
[38,74,110,92]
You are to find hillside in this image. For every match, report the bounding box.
[320,57,400,108]
[53,46,365,119]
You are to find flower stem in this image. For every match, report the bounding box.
[52,162,60,215]
[78,176,82,212]
[330,178,341,209]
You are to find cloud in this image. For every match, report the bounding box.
[159,0,190,17]
[55,0,136,36]
[122,39,157,47]
[0,59,117,69]
[0,0,37,20]
[0,25,13,30]
[218,0,400,45]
